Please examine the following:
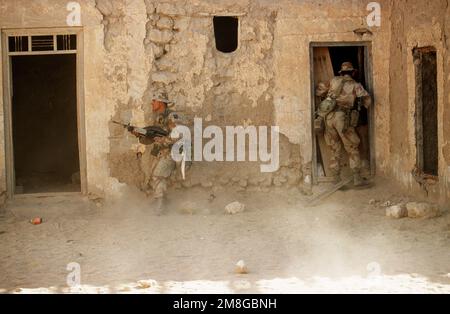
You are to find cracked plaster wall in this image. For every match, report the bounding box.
[388,0,450,205]
[0,0,448,204]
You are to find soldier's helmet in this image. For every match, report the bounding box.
[339,62,356,74]
[152,92,173,106]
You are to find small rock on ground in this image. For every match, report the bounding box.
[406,202,441,219]
[386,205,408,219]
[225,202,245,215]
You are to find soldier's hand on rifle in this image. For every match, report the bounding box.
[127,125,140,137]
[131,130,142,138]
[154,136,165,144]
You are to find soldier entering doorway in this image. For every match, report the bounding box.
[316,62,372,187]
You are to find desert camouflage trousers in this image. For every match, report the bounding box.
[324,111,362,174]
[151,155,176,199]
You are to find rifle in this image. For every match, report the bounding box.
[113,121,169,138]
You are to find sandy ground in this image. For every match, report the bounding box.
[0,178,449,294]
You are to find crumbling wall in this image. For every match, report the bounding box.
[1,0,447,204]
[388,0,450,205]
[103,0,396,195]
[0,0,392,200]
[272,0,392,183]
[104,0,303,193]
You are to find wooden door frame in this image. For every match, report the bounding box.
[1,27,87,198]
[309,41,375,184]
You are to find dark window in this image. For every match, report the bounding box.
[31,35,54,51]
[8,36,29,52]
[413,47,438,176]
[213,16,239,53]
[57,34,77,51]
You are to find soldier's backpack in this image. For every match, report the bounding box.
[317,77,349,118]
[314,77,352,133]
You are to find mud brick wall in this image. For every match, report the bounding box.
[0,0,448,205]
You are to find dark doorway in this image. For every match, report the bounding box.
[414,47,438,176]
[11,54,80,194]
[213,16,239,53]
[311,44,372,181]
[328,46,366,86]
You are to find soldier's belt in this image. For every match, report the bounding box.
[335,106,351,113]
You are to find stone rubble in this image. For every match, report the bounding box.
[225,201,246,215]
[386,205,408,219]
[406,202,441,219]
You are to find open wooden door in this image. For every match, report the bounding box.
[312,47,335,178]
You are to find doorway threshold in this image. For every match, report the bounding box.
[13,192,83,199]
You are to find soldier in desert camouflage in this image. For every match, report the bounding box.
[130,94,181,213]
[316,62,372,187]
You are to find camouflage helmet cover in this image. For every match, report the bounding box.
[152,91,173,105]
[339,62,356,74]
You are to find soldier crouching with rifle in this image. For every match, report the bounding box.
[114,94,181,214]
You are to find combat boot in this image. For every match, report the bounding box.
[154,197,165,215]
[331,172,342,185]
[353,171,370,188]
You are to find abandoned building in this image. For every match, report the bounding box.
[0,0,449,207]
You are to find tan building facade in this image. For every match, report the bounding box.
[0,0,449,205]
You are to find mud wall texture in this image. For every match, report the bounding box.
[0,0,390,200]
[0,0,447,204]
[388,0,450,205]
[102,0,302,194]
[101,0,392,195]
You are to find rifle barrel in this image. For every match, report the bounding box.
[112,121,127,127]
